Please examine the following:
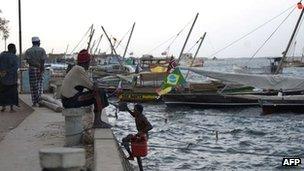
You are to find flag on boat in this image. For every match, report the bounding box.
[156,68,186,95]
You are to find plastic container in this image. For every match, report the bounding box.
[131,134,148,157]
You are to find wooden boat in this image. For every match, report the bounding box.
[259,95,304,114]
[116,72,165,102]
[171,67,304,107]
[117,73,225,103]
[139,55,170,72]
[163,85,304,109]
[119,91,160,103]
[172,5,304,112]
[163,92,259,108]
[233,57,282,74]
[283,58,304,67]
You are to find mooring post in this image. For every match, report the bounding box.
[62,107,91,146]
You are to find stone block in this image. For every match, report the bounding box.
[94,140,124,171]
[65,116,83,146]
[39,147,85,169]
[94,129,114,140]
[62,107,93,146]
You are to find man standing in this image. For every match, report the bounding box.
[60,49,110,128]
[25,37,47,106]
[122,104,153,160]
[0,44,19,112]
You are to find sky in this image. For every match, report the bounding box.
[0,0,304,58]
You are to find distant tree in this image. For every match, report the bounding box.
[0,10,10,50]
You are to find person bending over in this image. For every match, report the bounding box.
[122,104,153,160]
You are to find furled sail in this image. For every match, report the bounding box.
[179,66,304,91]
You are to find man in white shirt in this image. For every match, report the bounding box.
[61,49,110,128]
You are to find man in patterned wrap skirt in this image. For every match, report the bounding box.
[25,37,47,107]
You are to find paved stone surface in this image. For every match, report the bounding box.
[40,147,85,169]
[94,139,124,171]
[0,98,34,141]
[0,95,65,171]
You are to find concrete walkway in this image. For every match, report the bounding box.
[0,95,65,171]
[0,98,33,141]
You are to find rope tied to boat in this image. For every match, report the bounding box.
[209,3,296,58]
[247,6,297,63]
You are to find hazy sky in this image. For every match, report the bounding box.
[0,0,303,58]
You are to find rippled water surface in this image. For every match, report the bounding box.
[108,58,304,170]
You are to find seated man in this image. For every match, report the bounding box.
[122,104,153,160]
[60,49,110,128]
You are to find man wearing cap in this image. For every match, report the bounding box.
[25,37,47,106]
[60,49,110,128]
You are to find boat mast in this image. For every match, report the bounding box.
[123,22,136,59]
[89,40,96,54]
[177,13,199,63]
[101,26,118,55]
[302,47,304,62]
[93,34,103,55]
[64,44,69,65]
[275,2,304,74]
[185,32,206,79]
[86,25,95,50]
[101,26,124,67]
[192,32,206,66]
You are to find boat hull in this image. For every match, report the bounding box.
[119,92,160,103]
[259,99,304,114]
[163,93,259,108]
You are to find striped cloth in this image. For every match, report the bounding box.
[29,67,43,105]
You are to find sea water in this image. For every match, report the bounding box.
[108,57,304,170]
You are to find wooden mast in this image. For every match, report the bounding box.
[93,34,103,55]
[185,32,206,79]
[192,32,206,66]
[101,26,124,67]
[123,22,136,59]
[101,26,118,55]
[178,13,199,63]
[86,25,95,50]
[275,2,304,74]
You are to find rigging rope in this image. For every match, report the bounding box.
[142,132,303,158]
[164,32,181,55]
[147,144,303,158]
[70,26,92,54]
[116,133,303,159]
[185,38,201,54]
[110,110,304,159]
[209,4,296,58]
[104,34,117,53]
[287,10,304,57]
[146,18,194,54]
[115,26,133,50]
[248,6,296,62]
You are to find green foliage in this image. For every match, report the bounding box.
[0,10,9,40]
